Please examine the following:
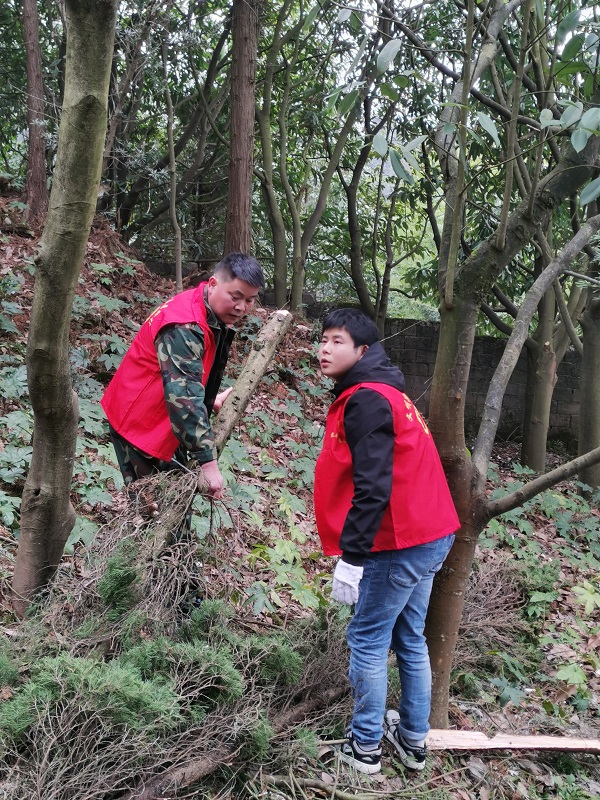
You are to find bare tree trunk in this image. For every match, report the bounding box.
[162,33,183,291]
[212,310,292,453]
[338,142,376,318]
[22,0,49,219]
[426,296,480,726]
[521,288,556,471]
[224,0,259,255]
[427,209,600,727]
[579,296,600,489]
[12,0,119,618]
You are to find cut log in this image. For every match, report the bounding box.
[428,729,600,754]
[213,309,293,455]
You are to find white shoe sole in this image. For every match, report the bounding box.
[338,748,382,775]
[383,711,426,771]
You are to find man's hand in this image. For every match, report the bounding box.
[199,460,224,499]
[332,560,364,605]
[213,387,233,413]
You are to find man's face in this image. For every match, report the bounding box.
[318,327,367,381]
[206,274,260,326]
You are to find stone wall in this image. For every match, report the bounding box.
[383,319,581,442]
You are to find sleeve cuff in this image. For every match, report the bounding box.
[341,552,367,567]
[190,447,218,465]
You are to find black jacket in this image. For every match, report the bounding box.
[332,342,406,565]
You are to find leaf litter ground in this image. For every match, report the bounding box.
[0,203,599,798]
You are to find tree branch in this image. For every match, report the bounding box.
[212,311,293,455]
[472,214,600,484]
[485,446,600,520]
[553,278,583,355]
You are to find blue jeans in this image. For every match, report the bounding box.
[346,535,454,749]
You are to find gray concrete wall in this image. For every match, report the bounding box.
[383,319,580,442]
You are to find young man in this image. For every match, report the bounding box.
[101,252,264,498]
[314,308,459,775]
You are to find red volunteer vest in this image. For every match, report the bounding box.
[101,283,216,461]
[314,382,459,556]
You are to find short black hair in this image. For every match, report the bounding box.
[321,308,380,347]
[214,252,265,288]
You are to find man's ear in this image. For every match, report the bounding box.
[208,275,218,287]
[358,344,368,358]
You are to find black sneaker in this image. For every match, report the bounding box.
[383,710,427,771]
[339,732,382,775]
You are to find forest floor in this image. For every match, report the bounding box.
[0,197,599,799]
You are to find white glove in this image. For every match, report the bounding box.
[332,560,364,605]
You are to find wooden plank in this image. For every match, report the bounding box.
[428,729,600,754]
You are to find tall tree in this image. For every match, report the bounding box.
[376,0,600,725]
[12,0,119,617]
[22,0,48,218]
[224,0,259,254]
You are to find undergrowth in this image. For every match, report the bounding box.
[1,255,599,798]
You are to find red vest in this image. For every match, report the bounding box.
[314,382,459,555]
[101,283,216,461]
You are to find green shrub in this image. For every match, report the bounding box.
[182,598,235,641]
[120,639,244,708]
[247,635,303,686]
[97,543,141,618]
[0,652,182,742]
[0,646,19,686]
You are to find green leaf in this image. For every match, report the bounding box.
[466,126,487,149]
[325,88,341,113]
[0,313,18,334]
[345,35,368,79]
[554,663,587,687]
[572,581,600,615]
[338,89,359,117]
[561,34,584,62]
[400,145,420,172]
[380,83,400,102]
[302,4,320,32]
[477,111,501,146]
[393,74,410,89]
[539,108,555,128]
[89,292,128,312]
[65,517,99,551]
[491,678,527,708]
[404,134,427,152]
[389,149,414,184]
[559,101,583,129]
[571,128,590,153]
[555,61,588,81]
[372,132,388,157]
[377,39,402,72]
[580,176,600,206]
[557,11,580,45]
[443,122,456,135]
[580,107,600,131]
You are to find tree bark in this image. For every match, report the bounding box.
[521,286,556,472]
[12,0,119,618]
[427,214,600,726]
[22,0,49,219]
[162,34,183,292]
[255,0,294,307]
[426,296,480,726]
[578,296,600,489]
[224,0,259,255]
[212,310,293,454]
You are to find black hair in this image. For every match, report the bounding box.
[214,252,265,288]
[321,308,380,347]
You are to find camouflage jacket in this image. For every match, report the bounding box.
[156,299,235,464]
